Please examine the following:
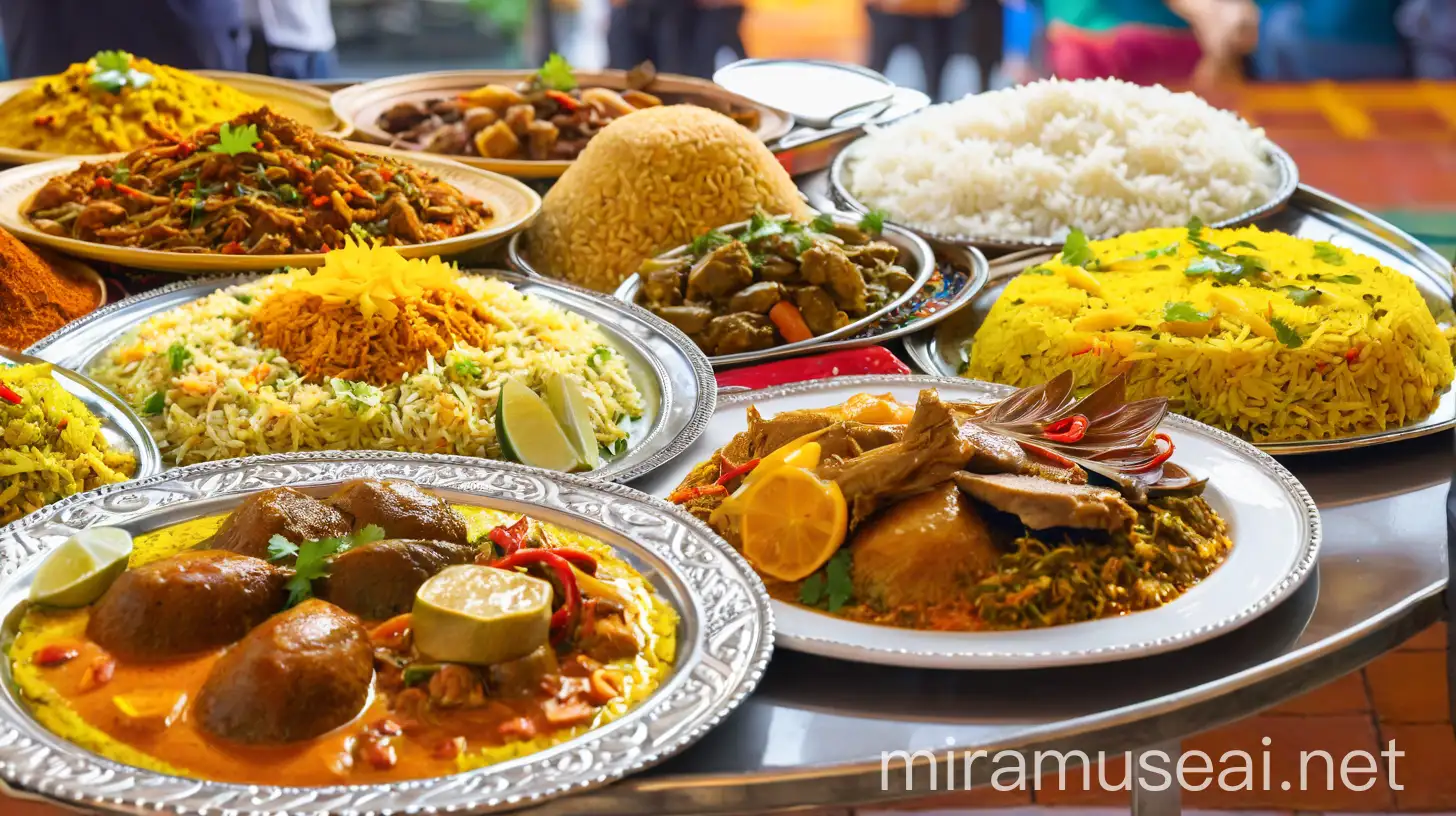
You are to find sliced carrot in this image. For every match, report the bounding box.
[769,301,814,344]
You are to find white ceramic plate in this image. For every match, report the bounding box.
[631,374,1321,669]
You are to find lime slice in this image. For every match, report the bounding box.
[544,371,601,471]
[496,378,583,472]
[412,564,553,665]
[29,528,133,607]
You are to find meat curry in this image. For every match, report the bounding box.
[669,373,1231,630]
[9,479,675,786]
[636,211,916,357]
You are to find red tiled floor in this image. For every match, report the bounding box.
[1382,722,1456,811]
[1399,622,1447,651]
[1268,670,1373,717]
[1367,650,1450,724]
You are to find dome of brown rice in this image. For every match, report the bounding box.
[524,105,811,292]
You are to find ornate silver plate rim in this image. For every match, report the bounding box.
[0,451,774,815]
[631,374,1321,669]
[25,269,715,483]
[828,137,1301,251]
[608,211,937,367]
[901,185,1456,455]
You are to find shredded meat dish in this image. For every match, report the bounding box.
[25,108,494,255]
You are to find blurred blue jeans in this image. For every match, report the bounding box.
[1255,1,1407,81]
[1398,0,1456,78]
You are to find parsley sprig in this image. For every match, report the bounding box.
[688,229,733,257]
[1163,301,1214,323]
[209,123,261,157]
[538,53,577,92]
[799,550,854,612]
[857,209,887,235]
[1060,228,1098,270]
[88,51,152,93]
[268,524,387,607]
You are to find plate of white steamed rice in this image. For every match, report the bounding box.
[829,78,1298,249]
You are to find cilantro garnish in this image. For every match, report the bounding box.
[88,51,152,94]
[1313,241,1346,266]
[329,378,382,410]
[1281,286,1321,306]
[233,293,253,305]
[208,122,261,157]
[1270,317,1304,348]
[538,53,577,92]
[167,342,192,372]
[588,344,613,371]
[452,358,483,379]
[111,163,130,184]
[1227,240,1260,251]
[857,209,887,235]
[1312,272,1361,285]
[140,392,164,416]
[1060,228,1098,270]
[600,437,629,458]
[268,524,387,607]
[810,213,837,233]
[1163,302,1214,323]
[688,229,733,257]
[740,209,785,244]
[798,550,854,612]
[349,223,373,244]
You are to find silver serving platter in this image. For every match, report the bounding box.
[0,452,774,815]
[25,270,714,482]
[903,185,1456,455]
[828,130,1301,252]
[0,348,163,487]
[632,375,1320,669]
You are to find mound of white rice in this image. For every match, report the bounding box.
[844,78,1279,241]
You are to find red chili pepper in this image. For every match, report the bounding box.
[1018,441,1076,469]
[668,484,728,504]
[1070,344,1098,357]
[220,241,246,255]
[1128,433,1175,474]
[549,548,598,576]
[379,168,395,183]
[33,642,81,667]
[716,457,761,486]
[0,382,21,405]
[545,90,580,111]
[489,549,580,645]
[180,181,195,192]
[1042,414,1089,444]
[253,141,264,150]
[311,195,330,208]
[33,115,54,126]
[93,176,112,190]
[1345,347,1361,363]
[56,417,68,430]
[114,183,149,200]
[487,516,530,556]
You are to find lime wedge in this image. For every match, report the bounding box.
[544,371,601,471]
[412,564,553,665]
[496,378,582,472]
[30,527,133,607]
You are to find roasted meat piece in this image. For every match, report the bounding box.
[800,244,868,314]
[704,313,776,356]
[327,479,470,545]
[794,286,847,335]
[850,483,999,607]
[654,304,714,335]
[727,281,785,314]
[208,487,353,562]
[316,538,477,620]
[685,242,754,303]
[953,472,1137,534]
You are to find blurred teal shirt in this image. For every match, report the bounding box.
[1260,0,1402,45]
[1043,0,1188,32]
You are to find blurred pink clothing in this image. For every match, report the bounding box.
[1047,23,1203,85]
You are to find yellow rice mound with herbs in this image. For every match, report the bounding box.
[967,225,1455,443]
[524,104,812,293]
[1,364,136,524]
[9,505,677,778]
[0,53,262,154]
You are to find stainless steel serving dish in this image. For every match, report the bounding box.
[25,270,714,483]
[902,185,1456,455]
[828,133,1301,252]
[0,452,774,815]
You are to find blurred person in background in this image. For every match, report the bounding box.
[245,0,337,80]
[1254,0,1405,80]
[0,0,248,77]
[866,0,966,102]
[951,0,1005,90]
[1398,0,1456,78]
[1043,0,1259,87]
[1002,0,1045,83]
[607,0,694,73]
[691,0,747,79]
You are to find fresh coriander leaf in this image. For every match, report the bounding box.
[308,158,324,172]
[167,342,191,372]
[1186,216,1205,242]
[111,163,130,184]
[587,344,613,371]
[1281,285,1321,306]
[688,229,733,257]
[402,664,441,686]
[1185,256,1227,276]
[88,50,152,93]
[266,534,298,562]
[1060,228,1098,269]
[283,534,357,607]
[1313,241,1345,266]
[609,438,628,457]
[1145,242,1180,258]
[353,524,387,547]
[93,50,131,73]
[349,223,373,244]
[790,230,817,255]
[140,392,164,416]
[1312,273,1361,284]
[276,183,300,204]
[825,550,854,612]
[538,52,578,91]
[741,209,784,244]
[1021,265,1054,276]
[1227,240,1260,250]
[799,572,826,606]
[329,378,382,410]
[234,293,253,304]
[809,213,837,233]
[208,122,261,157]
[452,358,483,379]
[857,209,887,235]
[1163,301,1214,323]
[1270,317,1304,348]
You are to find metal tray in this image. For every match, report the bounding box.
[0,348,162,484]
[902,185,1456,455]
[828,132,1301,251]
[0,452,773,815]
[25,270,714,482]
[609,212,937,368]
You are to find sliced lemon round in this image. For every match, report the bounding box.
[544,371,601,471]
[29,527,133,608]
[412,564,554,665]
[496,378,582,472]
[738,466,847,582]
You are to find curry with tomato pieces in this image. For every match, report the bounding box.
[8,479,676,786]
